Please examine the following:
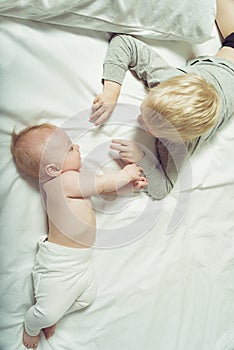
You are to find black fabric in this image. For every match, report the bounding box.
[222,32,234,49]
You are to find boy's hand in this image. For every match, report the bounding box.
[90,92,117,125]
[110,139,144,164]
[90,81,121,125]
[122,163,144,181]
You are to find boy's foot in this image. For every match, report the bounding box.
[43,324,56,339]
[23,328,39,349]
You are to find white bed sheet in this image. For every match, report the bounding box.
[0,0,216,43]
[0,16,234,350]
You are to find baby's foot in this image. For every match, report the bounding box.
[23,328,39,349]
[43,324,56,340]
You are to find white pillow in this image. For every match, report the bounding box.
[0,0,216,43]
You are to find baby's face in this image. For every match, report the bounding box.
[62,142,81,173]
[42,127,81,173]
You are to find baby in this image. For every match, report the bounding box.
[11,123,146,349]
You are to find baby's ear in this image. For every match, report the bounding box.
[45,164,62,177]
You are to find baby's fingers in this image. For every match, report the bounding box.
[136,166,144,172]
[140,176,147,183]
[132,178,148,189]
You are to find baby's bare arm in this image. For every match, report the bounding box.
[62,165,144,198]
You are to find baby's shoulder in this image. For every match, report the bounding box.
[43,171,80,193]
[60,171,80,194]
[61,170,80,181]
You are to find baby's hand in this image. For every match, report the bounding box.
[132,177,148,190]
[123,163,144,181]
[110,139,144,164]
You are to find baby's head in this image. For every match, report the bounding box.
[139,74,220,142]
[11,123,55,178]
[11,123,81,179]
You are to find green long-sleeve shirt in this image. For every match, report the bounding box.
[103,34,234,199]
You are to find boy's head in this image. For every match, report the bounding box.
[11,123,81,179]
[139,74,220,142]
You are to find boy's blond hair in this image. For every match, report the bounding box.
[142,74,221,141]
[11,123,56,178]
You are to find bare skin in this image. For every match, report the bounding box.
[91,0,234,127]
[43,324,56,340]
[20,2,234,348]
[23,329,39,349]
[215,0,234,64]
[215,0,234,38]
[20,126,146,348]
[23,325,56,348]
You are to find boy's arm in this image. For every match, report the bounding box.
[137,152,172,200]
[109,138,172,199]
[62,164,145,198]
[102,34,182,87]
[91,34,185,125]
[137,139,190,200]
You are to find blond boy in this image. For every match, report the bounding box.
[90,0,234,199]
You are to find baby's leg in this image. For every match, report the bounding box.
[23,327,39,349]
[23,271,84,344]
[66,274,97,314]
[43,324,56,340]
[23,323,56,347]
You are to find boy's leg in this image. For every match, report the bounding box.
[216,0,234,38]
[215,0,234,62]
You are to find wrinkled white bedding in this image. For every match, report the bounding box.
[0,9,234,350]
[0,0,216,43]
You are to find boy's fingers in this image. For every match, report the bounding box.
[111,139,131,146]
[110,143,127,151]
[92,99,104,111]
[112,138,126,143]
[90,105,106,120]
[94,111,111,125]
[93,96,99,104]
[92,103,101,112]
